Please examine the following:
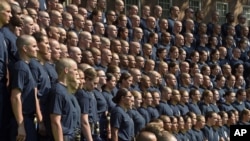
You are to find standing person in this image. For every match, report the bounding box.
[0,1,12,140]
[10,35,42,141]
[48,58,80,141]
[75,68,100,141]
[111,88,134,141]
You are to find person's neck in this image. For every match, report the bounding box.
[37,54,46,65]
[20,55,31,64]
[86,6,93,12]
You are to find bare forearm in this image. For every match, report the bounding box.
[51,122,63,141]
[82,122,93,141]
[35,88,42,122]
[11,95,23,125]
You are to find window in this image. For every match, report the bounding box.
[216,2,228,24]
[125,0,140,15]
[243,6,250,26]
[189,0,201,11]
[158,0,172,17]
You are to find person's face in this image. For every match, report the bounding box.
[171,118,178,132]
[87,77,98,91]
[38,36,51,60]
[128,57,136,68]
[120,29,128,39]
[51,28,60,41]
[144,47,152,56]
[184,118,192,130]
[109,27,118,38]
[51,42,61,61]
[107,76,116,88]
[152,92,160,106]
[67,62,78,84]
[107,12,116,22]
[82,35,92,48]
[40,14,50,27]
[116,1,124,12]
[12,7,23,26]
[227,77,236,87]
[136,58,144,69]
[104,50,112,63]
[91,37,101,49]
[143,92,153,106]
[53,13,62,25]
[206,93,213,103]
[97,24,105,35]
[60,46,69,58]
[93,12,102,22]
[133,70,141,83]
[26,38,39,58]
[121,43,129,54]
[228,93,236,103]
[199,117,206,128]
[111,54,120,66]
[178,117,185,130]
[85,52,94,65]
[173,7,180,17]
[134,94,142,108]
[193,90,201,101]
[221,114,228,125]
[113,68,121,81]
[98,71,106,86]
[69,34,78,47]
[148,18,156,29]
[123,77,133,88]
[181,91,189,103]
[72,50,82,63]
[78,71,85,89]
[93,51,101,64]
[14,26,22,36]
[143,77,151,88]
[84,21,93,32]
[0,3,12,25]
[119,17,127,27]
[113,41,122,53]
[210,113,218,126]
[89,0,97,8]
[63,16,73,28]
[124,92,133,109]
[143,7,150,17]
[59,30,66,43]
[49,0,59,10]
[132,17,140,27]
[135,29,143,39]
[23,19,34,35]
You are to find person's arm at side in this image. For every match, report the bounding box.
[11,88,26,140]
[50,114,63,141]
[81,114,93,141]
[111,127,118,141]
[35,88,42,122]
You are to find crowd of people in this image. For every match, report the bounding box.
[0,0,250,141]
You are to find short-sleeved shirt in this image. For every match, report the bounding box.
[29,59,51,112]
[75,89,99,123]
[137,107,150,124]
[93,88,108,118]
[44,62,58,86]
[111,105,134,141]
[49,83,78,136]
[102,90,116,112]
[11,60,36,115]
[156,101,174,116]
[127,108,145,136]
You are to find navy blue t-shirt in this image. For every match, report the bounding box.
[44,62,58,86]
[127,108,146,136]
[156,101,174,116]
[111,105,134,141]
[49,83,77,136]
[29,59,51,112]
[93,88,108,117]
[11,60,36,115]
[75,89,99,123]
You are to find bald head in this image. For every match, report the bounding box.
[136,131,157,141]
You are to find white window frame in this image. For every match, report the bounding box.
[216,2,228,24]
[189,0,201,11]
[158,0,172,17]
[243,5,250,26]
